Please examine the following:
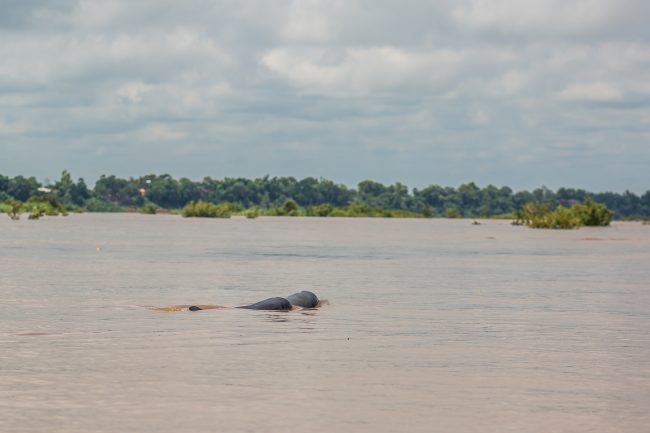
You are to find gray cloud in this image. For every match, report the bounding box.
[1,0,649,192]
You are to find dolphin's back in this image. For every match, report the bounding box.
[237,297,292,311]
[285,291,319,308]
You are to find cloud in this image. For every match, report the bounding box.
[0,0,649,193]
[557,82,623,101]
[280,0,343,42]
[261,46,466,95]
[451,0,649,39]
[453,0,616,34]
[116,81,150,104]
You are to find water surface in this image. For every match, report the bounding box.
[1,214,649,432]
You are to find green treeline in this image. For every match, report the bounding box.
[1,171,650,220]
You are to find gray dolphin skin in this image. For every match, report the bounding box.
[236,297,292,311]
[285,290,319,308]
[184,291,321,311]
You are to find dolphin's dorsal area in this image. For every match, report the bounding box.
[236,297,292,311]
[285,291,319,308]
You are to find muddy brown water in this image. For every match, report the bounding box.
[1,214,649,433]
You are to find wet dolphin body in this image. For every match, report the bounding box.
[234,291,319,311]
[182,291,321,312]
[285,290,319,308]
[236,297,292,311]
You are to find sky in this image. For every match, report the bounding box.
[1,0,649,193]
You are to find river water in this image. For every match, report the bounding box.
[1,214,649,433]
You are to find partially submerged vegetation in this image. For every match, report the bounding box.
[179,199,429,219]
[259,200,428,218]
[513,198,613,229]
[182,201,235,218]
[5,200,22,220]
[3,196,69,220]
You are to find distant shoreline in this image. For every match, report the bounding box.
[2,171,649,220]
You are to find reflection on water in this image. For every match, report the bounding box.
[1,214,649,433]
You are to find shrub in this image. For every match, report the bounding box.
[527,206,582,229]
[139,204,158,214]
[273,199,300,216]
[306,203,333,217]
[24,196,68,218]
[516,199,613,229]
[6,200,22,220]
[571,198,613,226]
[421,207,435,218]
[182,200,232,218]
[84,198,124,212]
[445,208,460,218]
[29,206,45,220]
[244,207,260,219]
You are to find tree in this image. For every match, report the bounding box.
[56,170,74,204]
[358,180,387,206]
[178,177,201,205]
[70,178,91,206]
[384,182,410,210]
[295,177,321,206]
[414,184,446,213]
[0,174,9,194]
[145,175,179,208]
[640,191,650,217]
[94,175,143,206]
[53,170,91,207]
[317,179,353,207]
[7,176,40,201]
[457,182,481,216]
[0,174,10,201]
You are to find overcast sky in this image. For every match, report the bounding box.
[1,0,649,192]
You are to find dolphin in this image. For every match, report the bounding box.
[236,291,319,310]
[159,291,322,312]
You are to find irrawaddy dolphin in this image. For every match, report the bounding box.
[236,291,320,310]
[156,291,322,312]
